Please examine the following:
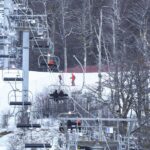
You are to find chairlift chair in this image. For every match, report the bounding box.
[58,112,81,132]
[38,53,60,71]
[2,68,23,81]
[8,90,33,106]
[78,146,92,150]
[24,128,53,148]
[17,124,41,128]
[0,51,17,69]
[37,27,44,36]
[10,101,31,106]
[48,84,71,97]
[49,89,69,102]
[4,77,23,81]
[8,57,16,67]
[15,110,42,129]
[48,85,74,114]
[37,23,44,36]
[25,143,51,148]
[0,35,7,39]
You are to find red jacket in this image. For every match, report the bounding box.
[71,74,75,81]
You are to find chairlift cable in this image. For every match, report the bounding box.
[13,0,54,74]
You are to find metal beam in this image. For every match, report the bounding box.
[22,31,29,103]
[10,15,47,17]
[17,124,41,128]
[10,101,31,105]
[25,143,51,148]
[58,117,137,122]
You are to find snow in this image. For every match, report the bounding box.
[0,132,13,150]
[0,70,99,112]
[0,70,99,149]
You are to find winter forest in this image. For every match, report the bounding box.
[29,0,150,72]
[0,0,150,150]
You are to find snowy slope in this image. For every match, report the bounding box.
[0,71,99,112]
[0,134,12,150]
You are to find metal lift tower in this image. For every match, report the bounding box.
[5,0,53,149]
[0,0,15,68]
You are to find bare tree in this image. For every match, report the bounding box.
[55,0,73,72]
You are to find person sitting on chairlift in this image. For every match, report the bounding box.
[59,90,68,97]
[50,90,68,102]
[59,123,64,133]
[48,59,55,66]
[76,119,81,132]
[50,90,59,101]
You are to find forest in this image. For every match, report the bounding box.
[28,0,150,149]
[29,0,150,72]
[0,0,149,149]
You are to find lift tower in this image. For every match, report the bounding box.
[0,0,15,68]
[8,0,47,116]
[6,0,52,149]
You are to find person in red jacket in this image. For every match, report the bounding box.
[71,73,75,86]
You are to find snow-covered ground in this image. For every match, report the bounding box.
[0,70,99,150]
[0,70,99,112]
[0,133,13,150]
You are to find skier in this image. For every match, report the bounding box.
[59,123,64,133]
[67,120,72,130]
[71,73,75,86]
[58,74,62,84]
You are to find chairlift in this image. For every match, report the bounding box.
[10,101,31,106]
[8,90,33,106]
[24,130,53,148]
[37,23,44,36]
[15,110,45,129]
[37,29,43,36]
[38,53,60,71]
[0,33,5,40]
[17,112,53,149]
[0,52,17,69]
[58,112,81,132]
[8,58,16,69]
[49,89,69,102]
[2,69,23,81]
[48,84,71,95]
[4,77,23,81]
